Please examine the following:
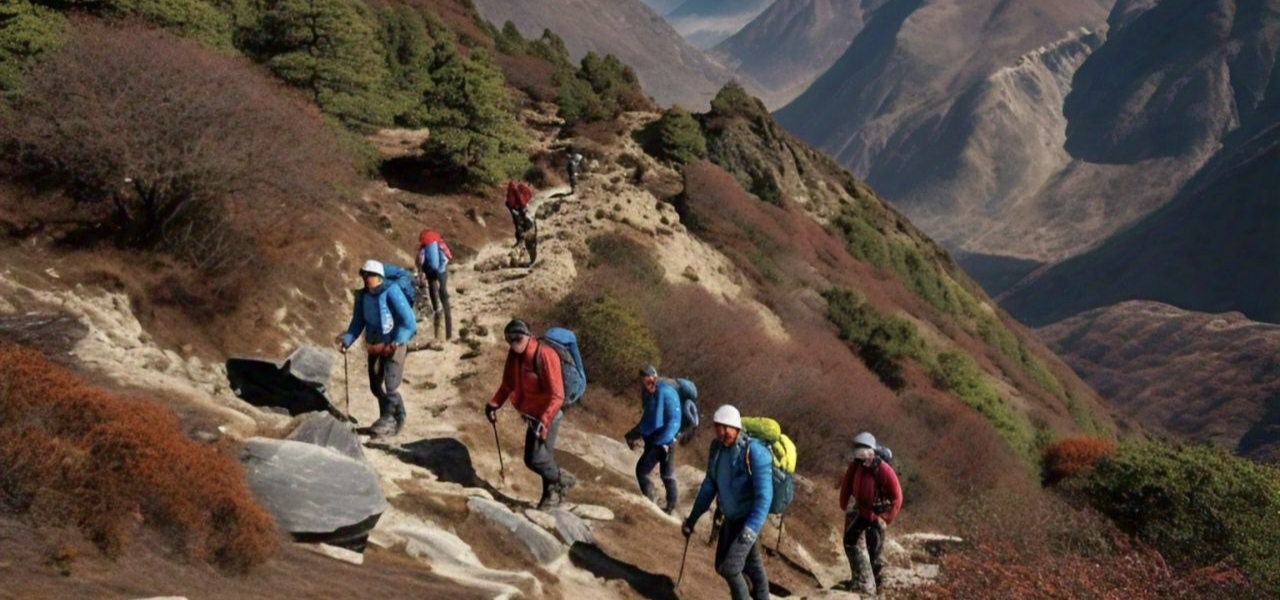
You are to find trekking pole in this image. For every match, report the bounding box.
[343,349,350,416]
[676,533,691,590]
[492,419,506,484]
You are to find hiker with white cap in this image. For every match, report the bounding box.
[624,365,681,514]
[838,431,902,594]
[682,404,772,600]
[337,259,417,437]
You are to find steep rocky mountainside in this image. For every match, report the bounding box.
[469,0,740,109]
[713,0,885,108]
[665,0,775,48]
[1002,117,1280,326]
[1039,301,1280,464]
[774,0,1114,262]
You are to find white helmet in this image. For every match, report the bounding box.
[712,405,742,430]
[853,431,877,449]
[359,260,385,277]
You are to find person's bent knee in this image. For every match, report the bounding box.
[716,562,742,579]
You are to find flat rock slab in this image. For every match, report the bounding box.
[0,312,88,356]
[242,437,387,546]
[392,523,541,597]
[552,509,594,545]
[568,504,614,521]
[798,591,865,600]
[285,345,334,389]
[287,412,365,461]
[467,497,566,565]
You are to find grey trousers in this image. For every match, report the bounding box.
[367,344,406,421]
[523,410,563,486]
[715,516,769,600]
[636,441,677,508]
[425,269,452,339]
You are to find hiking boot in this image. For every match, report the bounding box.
[393,414,406,436]
[369,416,396,437]
[537,485,562,510]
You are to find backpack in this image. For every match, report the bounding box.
[670,378,699,433]
[417,230,453,261]
[381,264,416,307]
[739,416,798,514]
[534,327,587,406]
[506,181,532,210]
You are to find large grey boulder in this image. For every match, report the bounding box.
[467,497,566,565]
[226,345,344,418]
[242,437,387,549]
[285,345,334,389]
[287,412,365,462]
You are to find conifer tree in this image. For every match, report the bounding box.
[377,4,437,127]
[251,0,394,129]
[0,0,66,95]
[420,46,529,187]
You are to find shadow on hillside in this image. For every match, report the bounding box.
[380,156,465,195]
[569,542,678,600]
[370,437,528,507]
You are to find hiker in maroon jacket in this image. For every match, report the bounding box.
[838,431,902,595]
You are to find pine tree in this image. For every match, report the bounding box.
[421,47,529,187]
[0,0,66,95]
[251,0,394,130]
[377,4,437,127]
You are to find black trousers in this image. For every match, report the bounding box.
[425,269,452,339]
[523,410,563,487]
[844,515,884,589]
[636,441,677,508]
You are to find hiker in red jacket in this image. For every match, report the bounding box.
[485,319,575,509]
[504,181,538,268]
[838,431,902,595]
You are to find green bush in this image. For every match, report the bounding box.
[641,106,706,166]
[930,351,1034,460]
[824,288,925,390]
[555,51,649,128]
[708,81,764,121]
[558,294,660,392]
[586,233,664,287]
[1071,442,1280,595]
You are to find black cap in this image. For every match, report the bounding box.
[504,319,532,338]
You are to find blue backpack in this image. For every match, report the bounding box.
[381,264,417,307]
[536,327,587,406]
[674,378,699,433]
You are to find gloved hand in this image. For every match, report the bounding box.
[681,518,695,538]
[484,405,498,424]
[626,437,638,451]
[335,334,348,353]
[737,527,758,547]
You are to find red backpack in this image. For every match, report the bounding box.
[417,229,452,260]
[505,181,532,210]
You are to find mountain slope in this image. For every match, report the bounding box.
[773,0,1115,261]
[469,0,739,109]
[1039,301,1280,464]
[712,0,883,108]
[1002,118,1280,325]
[665,0,775,48]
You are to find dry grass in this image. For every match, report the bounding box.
[0,345,277,572]
[1041,436,1115,485]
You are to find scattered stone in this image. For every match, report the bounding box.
[467,497,566,565]
[392,524,541,597]
[568,504,615,521]
[524,509,558,530]
[473,324,488,337]
[0,312,88,357]
[298,542,364,565]
[797,591,863,600]
[551,509,595,545]
[682,266,699,282]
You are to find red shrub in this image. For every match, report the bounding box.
[0,345,277,572]
[1042,436,1116,485]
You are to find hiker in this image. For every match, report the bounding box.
[565,148,583,193]
[337,260,417,437]
[682,405,772,600]
[415,230,453,340]
[838,431,902,595]
[505,180,533,244]
[485,319,575,509]
[624,365,680,514]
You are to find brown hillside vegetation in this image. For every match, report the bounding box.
[0,344,276,572]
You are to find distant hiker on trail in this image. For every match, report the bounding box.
[682,405,772,600]
[839,431,902,595]
[337,260,417,438]
[565,148,584,193]
[415,229,453,340]
[624,365,681,514]
[485,319,576,509]
[504,181,538,268]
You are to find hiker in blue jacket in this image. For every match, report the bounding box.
[624,365,681,513]
[682,404,772,600]
[338,260,417,437]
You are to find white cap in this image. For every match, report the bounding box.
[712,405,742,430]
[359,260,385,277]
[853,431,877,449]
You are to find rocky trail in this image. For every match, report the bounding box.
[0,159,957,598]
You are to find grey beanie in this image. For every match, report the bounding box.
[504,319,532,338]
